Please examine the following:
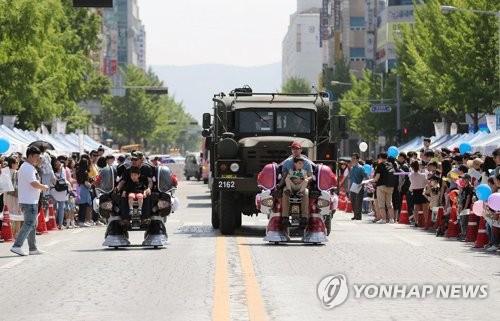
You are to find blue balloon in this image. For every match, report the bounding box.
[476,184,492,201]
[388,146,399,158]
[459,142,472,155]
[0,137,10,154]
[363,164,373,176]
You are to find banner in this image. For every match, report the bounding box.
[433,122,445,137]
[486,114,497,133]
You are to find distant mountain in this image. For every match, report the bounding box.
[152,63,282,122]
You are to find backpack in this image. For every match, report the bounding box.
[54,176,68,192]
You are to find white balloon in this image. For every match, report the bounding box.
[359,142,368,152]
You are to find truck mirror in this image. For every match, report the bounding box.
[202,113,211,130]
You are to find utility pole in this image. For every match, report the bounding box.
[396,74,401,131]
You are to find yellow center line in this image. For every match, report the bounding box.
[212,236,230,321]
[237,237,269,321]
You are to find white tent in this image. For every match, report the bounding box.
[0,126,112,156]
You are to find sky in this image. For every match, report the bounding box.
[137,0,297,67]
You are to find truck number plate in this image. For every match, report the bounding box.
[218,181,235,189]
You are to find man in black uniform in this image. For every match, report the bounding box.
[116,151,154,219]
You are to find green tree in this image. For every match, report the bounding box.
[319,58,352,101]
[103,66,161,144]
[282,77,311,94]
[0,0,109,130]
[396,0,499,131]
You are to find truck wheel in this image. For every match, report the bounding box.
[234,212,242,229]
[324,215,332,236]
[219,191,236,235]
[211,200,219,229]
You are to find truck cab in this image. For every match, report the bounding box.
[203,87,341,235]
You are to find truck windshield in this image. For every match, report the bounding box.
[237,109,313,134]
[276,110,312,134]
[238,111,274,133]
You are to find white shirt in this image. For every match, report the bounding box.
[18,162,41,204]
[409,171,428,191]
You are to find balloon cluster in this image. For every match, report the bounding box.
[472,184,500,216]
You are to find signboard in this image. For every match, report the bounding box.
[378,136,386,146]
[332,0,341,31]
[370,104,392,113]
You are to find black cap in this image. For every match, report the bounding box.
[423,137,431,142]
[106,155,115,160]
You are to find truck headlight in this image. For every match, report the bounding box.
[230,163,240,173]
[317,199,330,208]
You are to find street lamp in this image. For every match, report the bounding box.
[441,5,500,92]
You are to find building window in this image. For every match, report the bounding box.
[296,24,302,53]
[350,16,365,28]
[350,47,365,58]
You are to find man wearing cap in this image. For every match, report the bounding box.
[423,137,431,150]
[280,141,314,221]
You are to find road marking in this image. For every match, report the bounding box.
[212,237,230,321]
[393,234,423,247]
[444,258,471,269]
[45,240,61,247]
[237,237,268,321]
[72,229,84,234]
[0,259,25,269]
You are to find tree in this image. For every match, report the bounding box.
[0,0,109,130]
[396,0,499,132]
[282,77,311,94]
[319,58,352,101]
[102,66,161,144]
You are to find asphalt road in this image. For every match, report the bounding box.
[1,180,499,321]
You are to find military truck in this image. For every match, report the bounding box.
[202,86,346,235]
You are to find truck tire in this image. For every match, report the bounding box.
[211,194,219,229]
[218,191,236,235]
[234,212,242,229]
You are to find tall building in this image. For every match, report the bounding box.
[102,0,147,86]
[282,0,324,87]
[375,1,415,72]
[81,0,147,142]
[136,24,147,71]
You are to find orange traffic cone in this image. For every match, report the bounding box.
[434,207,444,229]
[338,191,346,211]
[446,204,459,238]
[1,206,13,242]
[474,217,489,248]
[465,213,479,242]
[345,198,353,213]
[46,202,57,231]
[399,195,409,224]
[36,208,48,234]
[425,209,434,230]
